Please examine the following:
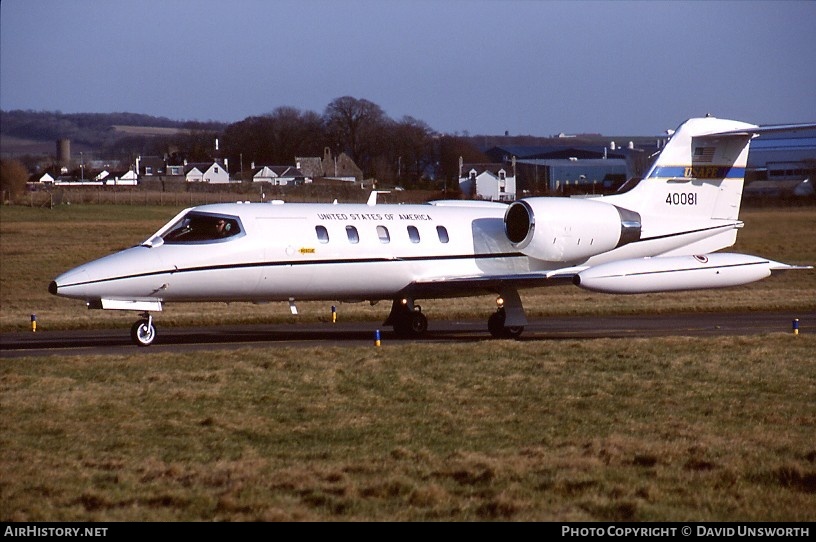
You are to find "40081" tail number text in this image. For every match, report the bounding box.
[666,193,697,205]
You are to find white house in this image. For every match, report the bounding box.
[102,170,138,185]
[185,162,230,183]
[458,163,516,201]
[252,165,309,185]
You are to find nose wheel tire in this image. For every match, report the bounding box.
[131,318,157,347]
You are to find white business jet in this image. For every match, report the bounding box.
[50,116,813,346]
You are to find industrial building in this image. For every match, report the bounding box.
[474,124,814,197]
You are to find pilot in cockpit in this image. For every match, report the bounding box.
[215,219,231,237]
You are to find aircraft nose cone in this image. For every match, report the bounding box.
[50,266,91,299]
[50,246,165,301]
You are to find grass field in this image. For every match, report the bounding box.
[2,336,814,521]
[1,202,815,521]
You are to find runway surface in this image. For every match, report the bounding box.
[1,311,812,358]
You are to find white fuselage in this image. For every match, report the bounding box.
[50,195,761,308]
[52,201,522,305]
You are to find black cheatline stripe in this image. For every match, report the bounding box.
[58,252,526,289]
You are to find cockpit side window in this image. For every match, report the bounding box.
[161,212,243,244]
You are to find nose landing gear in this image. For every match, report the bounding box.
[130,313,157,347]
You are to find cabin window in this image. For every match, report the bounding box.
[436,225,449,243]
[407,225,420,243]
[377,225,390,243]
[316,225,329,243]
[346,225,360,244]
[161,212,243,244]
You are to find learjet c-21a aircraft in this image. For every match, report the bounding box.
[50,116,814,346]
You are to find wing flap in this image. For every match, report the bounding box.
[400,267,588,298]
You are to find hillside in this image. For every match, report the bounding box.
[0,110,226,159]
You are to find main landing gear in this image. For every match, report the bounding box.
[488,307,525,339]
[488,287,527,339]
[385,288,528,339]
[385,298,428,338]
[130,312,157,347]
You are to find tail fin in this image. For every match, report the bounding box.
[603,116,815,257]
[603,116,758,256]
[611,116,757,222]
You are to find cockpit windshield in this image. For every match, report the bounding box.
[160,212,243,244]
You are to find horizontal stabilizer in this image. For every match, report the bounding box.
[712,122,816,137]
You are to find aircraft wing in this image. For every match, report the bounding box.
[399,266,588,299]
[399,253,812,300]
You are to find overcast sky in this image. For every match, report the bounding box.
[2,0,814,136]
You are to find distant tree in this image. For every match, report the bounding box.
[323,97,388,176]
[0,159,30,199]
[179,131,222,163]
[103,135,150,158]
[260,106,326,165]
[223,107,327,175]
[223,115,275,167]
[381,116,436,185]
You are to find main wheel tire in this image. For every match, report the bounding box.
[130,319,157,347]
[488,309,524,339]
[409,312,428,334]
[504,325,524,339]
[488,309,506,338]
[393,311,428,337]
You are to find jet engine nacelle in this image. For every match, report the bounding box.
[504,198,641,262]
